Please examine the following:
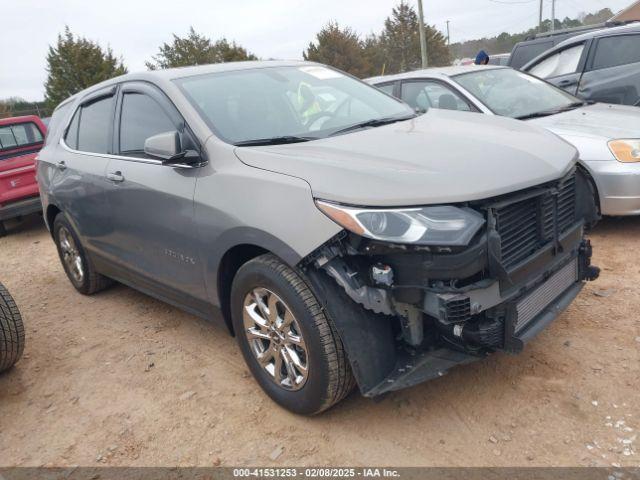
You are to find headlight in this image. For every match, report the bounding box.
[316,200,485,246]
[609,139,640,163]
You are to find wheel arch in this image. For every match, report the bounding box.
[211,228,305,336]
[45,204,62,236]
[576,162,601,222]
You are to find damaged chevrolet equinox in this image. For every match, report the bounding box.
[38,61,599,414]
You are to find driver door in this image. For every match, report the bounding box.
[100,82,207,304]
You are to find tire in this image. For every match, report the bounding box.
[0,221,6,238]
[53,213,113,295]
[231,254,355,415]
[0,282,25,373]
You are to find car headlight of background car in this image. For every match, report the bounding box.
[316,200,485,246]
[609,139,640,163]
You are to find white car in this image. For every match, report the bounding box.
[368,65,640,217]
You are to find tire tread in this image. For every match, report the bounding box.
[250,254,355,413]
[0,282,25,372]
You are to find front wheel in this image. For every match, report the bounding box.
[231,254,355,415]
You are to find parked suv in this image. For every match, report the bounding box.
[508,23,610,70]
[523,23,640,106]
[0,115,46,236]
[38,61,598,414]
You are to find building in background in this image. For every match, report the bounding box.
[610,0,640,22]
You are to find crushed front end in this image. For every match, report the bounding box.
[303,168,600,397]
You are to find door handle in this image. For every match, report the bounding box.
[106,171,124,183]
[56,161,67,171]
[558,79,576,87]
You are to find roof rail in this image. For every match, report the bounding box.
[523,20,637,41]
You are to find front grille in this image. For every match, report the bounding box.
[515,258,579,333]
[495,174,577,270]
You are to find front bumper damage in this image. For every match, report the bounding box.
[302,168,600,397]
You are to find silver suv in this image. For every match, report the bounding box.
[38,61,599,414]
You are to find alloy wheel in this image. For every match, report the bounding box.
[58,226,84,285]
[242,288,309,391]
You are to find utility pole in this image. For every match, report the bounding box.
[417,0,429,68]
[551,0,556,31]
[538,0,544,31]
[446,20,450,46]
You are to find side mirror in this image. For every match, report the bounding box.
[144,131,201,166]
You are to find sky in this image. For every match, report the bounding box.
[0,0,633,101]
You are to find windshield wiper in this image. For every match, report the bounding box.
[516,101,586,120]
[234,135,317,147]
[329,114,416,137]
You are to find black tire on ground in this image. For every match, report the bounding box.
[52,213,113,295]
[0,221,6,238]
[0,282,25,373]
[231,254,355,415]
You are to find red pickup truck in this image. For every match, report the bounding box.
[0,115,46,236]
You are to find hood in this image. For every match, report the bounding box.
[528,103,640,140]
[235,109,577,207]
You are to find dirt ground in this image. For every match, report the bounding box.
[0,214,638,467]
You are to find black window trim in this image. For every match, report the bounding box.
[398,78,480,113]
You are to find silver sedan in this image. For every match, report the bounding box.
[368,66,640,216]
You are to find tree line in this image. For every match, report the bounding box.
[0,2,615,118]
[450,8,614,59]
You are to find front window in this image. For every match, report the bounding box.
[453,68,581,119]
[175,65,413,145]
[528,44,584,78]
[119,93,175,156]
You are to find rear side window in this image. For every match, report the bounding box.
[529,44,584,78]
[376,83,395,95]
[77,96,114,154]
[119,93,175,155]
[510,41,553,69]
[64,109,80,150]
[0,122,44,151]
[592,35,640,70]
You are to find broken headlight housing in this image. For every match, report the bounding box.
[316,200,485,246]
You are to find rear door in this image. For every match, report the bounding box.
[526,42,589,95]
[509,40,554,70]
[53,88,116,253]
[0,120,44,206]
[101,82,205,304]
[579,33,640,105]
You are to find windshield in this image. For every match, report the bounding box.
[175,65,414,145]
[452,68,581,119]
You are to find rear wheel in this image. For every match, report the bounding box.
[0,221,6,238]
[53,214,113,295]
[0,282,25,373]
[231,254,355,415]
